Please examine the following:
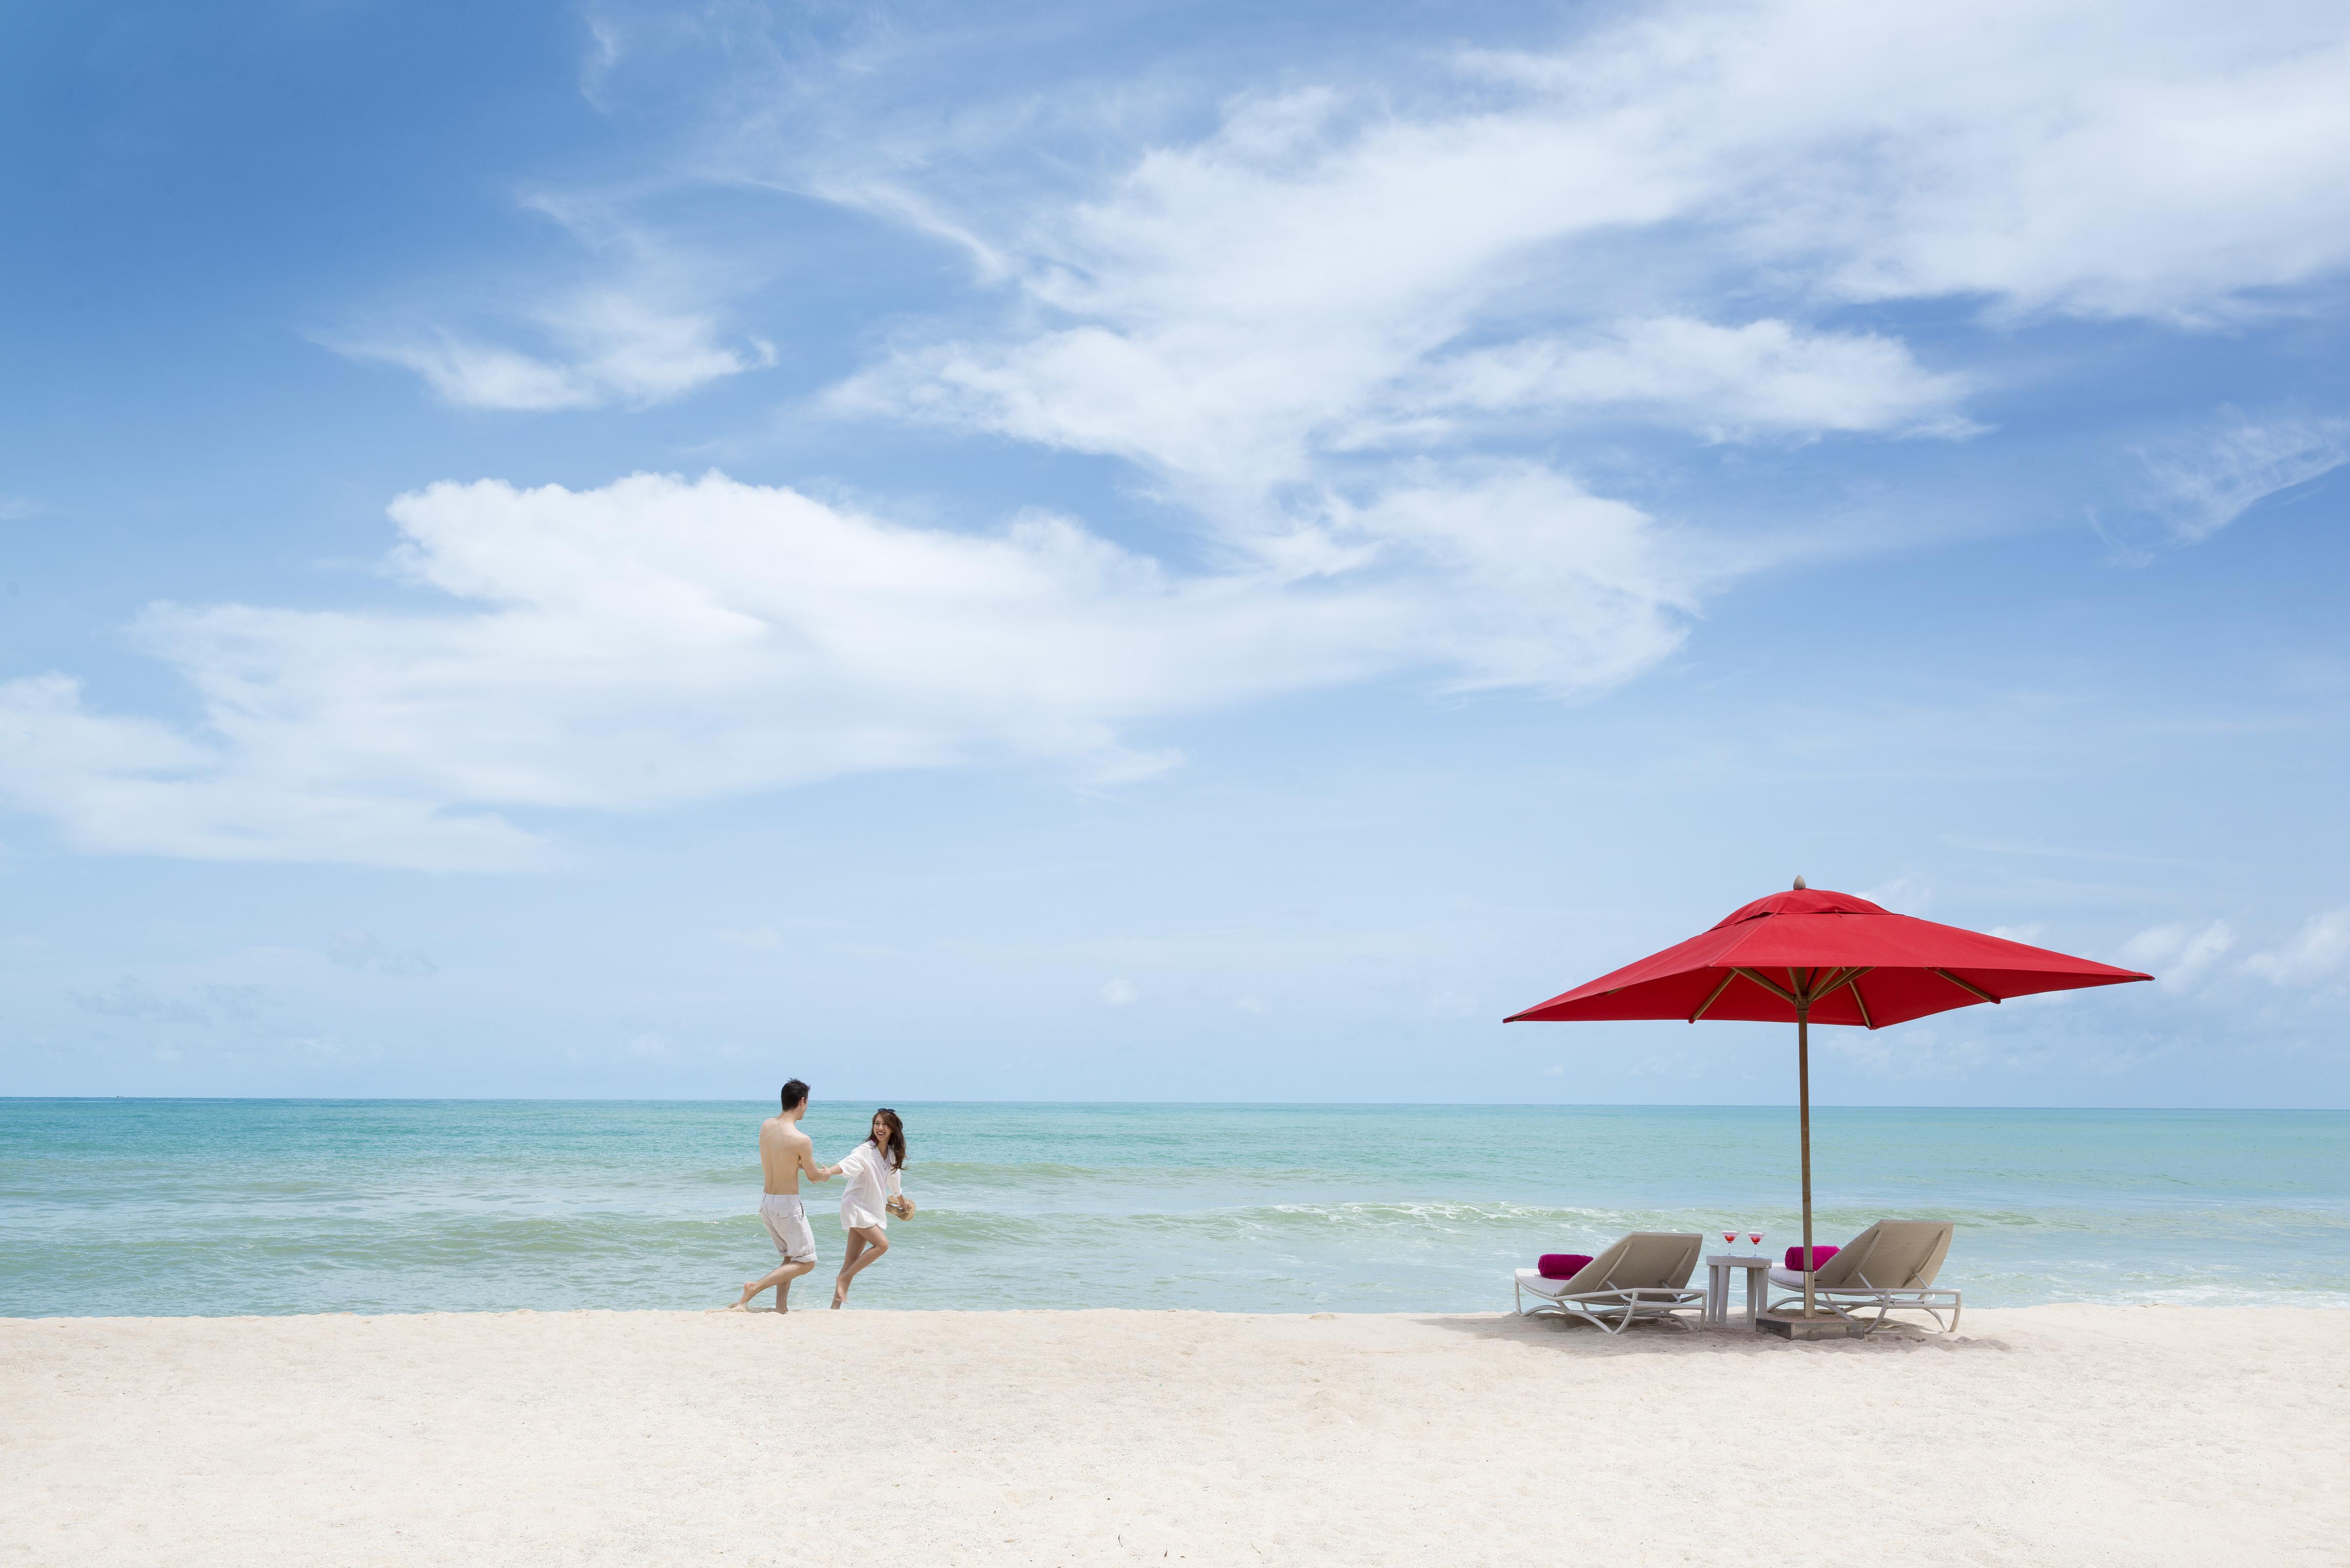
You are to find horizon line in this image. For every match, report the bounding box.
[4,1096,2343,1113]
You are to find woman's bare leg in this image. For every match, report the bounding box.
[831,1231,867,1309]
[832,1226,889,1307]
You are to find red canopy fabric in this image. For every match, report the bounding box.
[1505,888,2150,1029]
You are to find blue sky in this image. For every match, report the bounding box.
[4,0,2347,1105]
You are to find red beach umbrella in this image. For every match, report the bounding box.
[1505,880,2152,1322]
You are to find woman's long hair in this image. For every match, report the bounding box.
[867,1108,907,1170]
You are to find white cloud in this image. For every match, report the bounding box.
[321,182,776,411]
[0,469,1698,867]
[1099,977,1138,1006]
[26,0,2350,871]
[1713,7,2350,318]
[1395,318,1978,442]
[2128,414,2350,551]
[327,293,771,412]
[2243,909,2350,985]
[1334,468,1695,697]
[2121,919,2236,992]
[827,121,1980,495]
[819,0,2350,498]
[0,673,546,871]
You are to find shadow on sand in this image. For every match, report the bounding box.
[1410,1311,2004,1355]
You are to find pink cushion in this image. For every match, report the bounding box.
[1785,1245,1840,1272]
[1537,1253,1594,1280]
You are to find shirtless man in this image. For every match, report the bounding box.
[727,1080,831,1313]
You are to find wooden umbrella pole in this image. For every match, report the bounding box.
[1798,1001,1815,1319]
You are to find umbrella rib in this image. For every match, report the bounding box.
[1935,967,2001,1005]
[1688,971,1736,1023]
[1731,967,1800,1007]
[1848,976,1875,1029]
[1810,965,1874,1004]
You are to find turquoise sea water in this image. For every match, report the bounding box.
[2,1099,2345,1317]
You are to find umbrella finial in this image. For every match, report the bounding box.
[1793,874,1807,889]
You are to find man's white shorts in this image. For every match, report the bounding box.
[760,1194,817,1264]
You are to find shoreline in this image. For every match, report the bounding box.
[11,1305,2346,1565]
[5,1298,2343,1322]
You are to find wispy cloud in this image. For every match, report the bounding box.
[320,188,775,411]
[72,977,272,1024]
[327,930,438,978]
[21,0,2350,870]
[325,294,772,412]
[1858,875,1933,913]
[812,0,2350,482]
[2116,412,2350,557]
[2121,919,2236,992]
[1391,319,1980,443]
[2243,909,2350,985]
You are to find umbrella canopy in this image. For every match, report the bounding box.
[1506,882,2152,1322]
[1506,886,2151,1029]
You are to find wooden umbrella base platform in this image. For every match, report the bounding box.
[1756,1312,1861,1341]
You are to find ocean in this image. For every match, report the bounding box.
[3,1099,2344,1317]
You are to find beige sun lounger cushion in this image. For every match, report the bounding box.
[1552,1231,1703,1295]
[1770,1221,1952,1292]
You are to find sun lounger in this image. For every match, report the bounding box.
[1511,1232,1704,1333]
[1768,1220,1960,1334]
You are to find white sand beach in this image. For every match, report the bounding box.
[7,1305,2345,1566]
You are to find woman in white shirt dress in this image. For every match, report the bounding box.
[824,1108,912,1308]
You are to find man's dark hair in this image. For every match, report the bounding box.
[780,1080,810,1112]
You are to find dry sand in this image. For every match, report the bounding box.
[6,1305,2345,1566]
